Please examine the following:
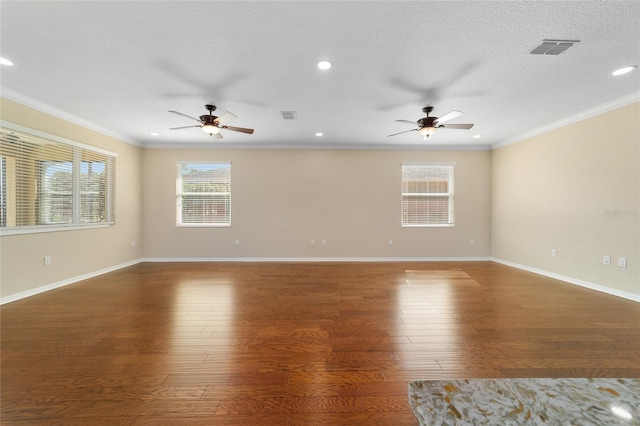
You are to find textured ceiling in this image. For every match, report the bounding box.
[1,1,638,149]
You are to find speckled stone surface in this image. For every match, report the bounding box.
[408,378,640,425]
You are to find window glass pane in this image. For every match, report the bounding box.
[181,195,230,224]
[80,149,113,224]
[402,195,450,224]
[40,160,73,224]
[402,165,451,193]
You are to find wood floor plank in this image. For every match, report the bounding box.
[132,413,290,425]
[1,261,639,424]
[288,411,418,426]
[0,417,138,425]
[215,395,410,414]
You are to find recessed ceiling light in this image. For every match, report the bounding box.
[150,132,159,136]
[0,57,14,66]
[612,65,637,76]
[315,132,323,137]
[473,135,481,139]
[317,60,332,70]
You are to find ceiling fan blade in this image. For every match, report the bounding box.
[435,110,463,124]
[220,125,254,134]
[440,123,474,129]
[211,132,223,139]
[214,111,237,125]
[387,128,418,137]
[169,125,202,130]
[168,110,202,123]
[395,119,417,125]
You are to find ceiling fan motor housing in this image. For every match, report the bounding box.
[200,115,218,124]
[417,117,438,127]
[201,104,218,124]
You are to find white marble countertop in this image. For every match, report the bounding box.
[408,378,640,425]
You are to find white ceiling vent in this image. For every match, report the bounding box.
[280,111,298,120]
[531,39,580,55]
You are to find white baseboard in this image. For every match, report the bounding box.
[8,257,634,305]
[0,259,143,305]
[0,257,490,304]
[491,257,640,303]
[140,256,492,263]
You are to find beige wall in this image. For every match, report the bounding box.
[491,102,640,297]
[142,149,491,259]
[0,98,143,299]
[2,95,636,301]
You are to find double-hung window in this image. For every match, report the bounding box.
[402,163,454,227]
[0,123,116,234]
[176,162,231,227]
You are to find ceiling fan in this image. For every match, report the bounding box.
[388,106,473,140]
[168,104,254,139]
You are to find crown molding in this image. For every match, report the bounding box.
[142,141,492,151]
[0,87,142,147]
[493,91,640,149]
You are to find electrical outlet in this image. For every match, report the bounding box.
[551,248,557,257]
[469,239,475,245]
[618,257,627,268]
[131,240,136,248]
[43,256,52,266]
[311,239,316,246]
[603,255,611,266]
[322,239,327,246]
[234,239,240,246]
[388,239,393,245]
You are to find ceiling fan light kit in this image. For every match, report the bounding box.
[418,127,437,139]
[201,124,220,135]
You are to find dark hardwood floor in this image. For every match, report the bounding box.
[1,261,639,425]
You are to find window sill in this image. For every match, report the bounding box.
[401,224,455,228]
[0,223,115,236]
[176,224,231,228]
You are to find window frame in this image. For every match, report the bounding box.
[175,161,232,228]
[0,156,6,227]
[0,121,116,236]
[401,162,455,227]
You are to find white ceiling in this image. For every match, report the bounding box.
[1,1,638,149]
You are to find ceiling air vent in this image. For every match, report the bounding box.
[280,111,298,120]
[530,39,580,55]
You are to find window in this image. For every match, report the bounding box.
[0,123,116,234]
[176,162,231,227]
[402,163,454,226]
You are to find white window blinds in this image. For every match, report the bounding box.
[176,162,231,226]
[0,124,116,233]
[402,163,454,226]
